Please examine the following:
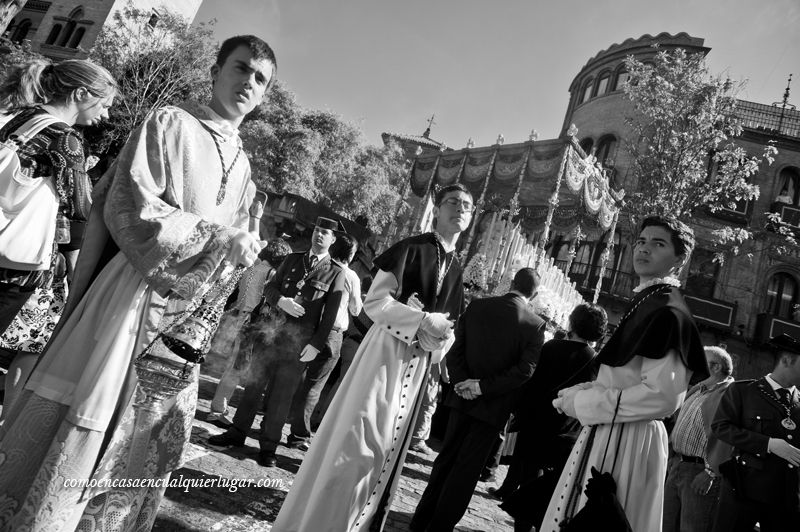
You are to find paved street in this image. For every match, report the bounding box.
[152,357,516,532]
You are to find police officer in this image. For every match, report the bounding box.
[711,333,800,531]
[209,216,345,467]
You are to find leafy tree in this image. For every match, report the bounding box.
[87,2,215,157]
[240,81,408,232]
[621,47,779,257]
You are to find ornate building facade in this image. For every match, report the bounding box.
[3,0,202,60]
[558,32,800,378]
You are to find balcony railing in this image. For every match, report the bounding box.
[771,202,800,228]
[554,259,634,300]
[684,295,737,331]
[736,99,800,139]
[755,313,800,345]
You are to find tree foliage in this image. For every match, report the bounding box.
[240,81,408,232]
[87,3,215,157]
[622,47,778,255]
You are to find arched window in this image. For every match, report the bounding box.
[58,7,83,47]
[612,69,629,91]
[766,272,799,318]
[595,72,611,96]
[778,167,800,205]
[579,137,594,156]
[10,18,31,43]
[581,79,594,104]
[595,135,617,167]
[45,23,62,45]
[68,26,85,48]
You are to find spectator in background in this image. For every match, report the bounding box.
[286,232,361,451]
[0,58,116,420]
[775,188,793,204]
[205,237,292,428]
[662,346,734,532]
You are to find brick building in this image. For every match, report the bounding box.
[3,0,202,60]
[558,32,800,378]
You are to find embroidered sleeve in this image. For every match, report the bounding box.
[103,108,241,300]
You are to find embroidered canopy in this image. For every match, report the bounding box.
[409,136,624,236]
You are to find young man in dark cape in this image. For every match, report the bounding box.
[272,183,472,531]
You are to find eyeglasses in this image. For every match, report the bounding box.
[440,198,475,211]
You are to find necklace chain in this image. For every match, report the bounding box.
[211,134,242,205]
[434,233,454,292]
[617,284,672,331]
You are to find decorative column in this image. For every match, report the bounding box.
[564,222,584,275]
[534,140,571,266]
[455,152,468,184]
[461,147,498,263]
[593,210,620,304]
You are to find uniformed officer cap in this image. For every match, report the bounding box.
[768,333,800,355]
[315,216,345,232]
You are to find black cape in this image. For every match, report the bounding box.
[597,283,708,383]
[373,232,464,318]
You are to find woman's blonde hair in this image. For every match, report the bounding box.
[0,58,117,111]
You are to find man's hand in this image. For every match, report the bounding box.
[768,438,800,466]
[455,379,482,400]
[277,296,305,318]
[299,344,320,362]
[690,470,715,495]
[227,231,264,267]
[553,387,579,418]
[420,312,454,338]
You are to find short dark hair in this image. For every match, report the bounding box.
[330,233,357,263]
[434,183,472,207]
[511,267,540,298]
[639,215,695,258]
[569,303,608,342]
[259,237,292,267]
[216,35,278,90]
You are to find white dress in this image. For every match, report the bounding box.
[539,350,691,532]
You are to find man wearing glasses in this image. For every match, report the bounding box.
[274,184,472,531]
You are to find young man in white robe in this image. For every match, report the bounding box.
[0,35,276,531]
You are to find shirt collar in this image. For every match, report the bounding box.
[309,250,328,262]
[766,373,798,396]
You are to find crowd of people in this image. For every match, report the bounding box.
[0,34,798,532]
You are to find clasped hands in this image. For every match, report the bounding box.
[455,379,482,400]
[768,437,800,466]
[407,292,455,351]
[552,382,592,418]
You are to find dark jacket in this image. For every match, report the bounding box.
[513,338,598,462]
[263,251,344,351]
[445,292,546,429]
[711,377,800,511]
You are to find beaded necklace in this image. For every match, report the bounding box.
[756,384,798,431]
[617,284,673,330]
[434,233,455,293]
[210,134,242,205]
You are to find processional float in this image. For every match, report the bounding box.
[382,127,625,329]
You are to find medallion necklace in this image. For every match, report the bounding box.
[757,385,797,431]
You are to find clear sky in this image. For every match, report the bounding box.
[195,0,800,148]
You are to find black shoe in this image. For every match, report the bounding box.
[207,431,245,447]
[479,470,497,483]
[287,439,310,451]
[257,450,277,467]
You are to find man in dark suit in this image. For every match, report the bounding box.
[209,216,345,467]
[710,333,800,532]
[410,267,546,532]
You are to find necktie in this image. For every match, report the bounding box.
[777,388,793,408]
[308,255,317,268]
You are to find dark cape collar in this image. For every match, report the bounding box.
[596,283,708,382]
